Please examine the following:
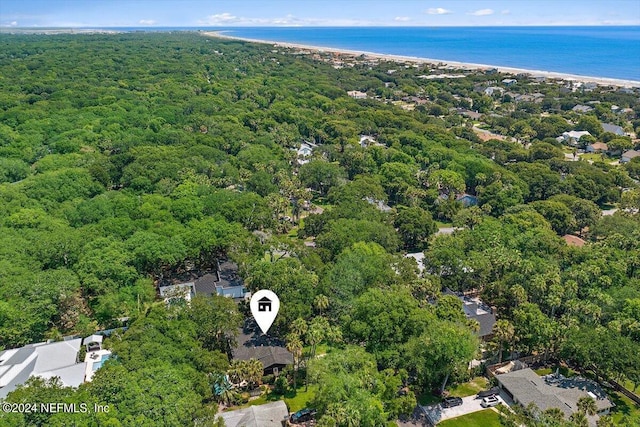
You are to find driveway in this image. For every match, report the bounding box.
[421,395,505,424]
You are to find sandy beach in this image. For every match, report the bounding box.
[203,31,640,88]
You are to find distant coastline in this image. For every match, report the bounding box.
[205,31,640,88]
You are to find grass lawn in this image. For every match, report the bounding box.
[580,153,614,163]
[447,377,490,397]
[438,409,502,427]
[534,366,576,377]
[235,384,319,413]
[609,390,640,424]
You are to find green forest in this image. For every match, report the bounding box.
[0,32,639,426]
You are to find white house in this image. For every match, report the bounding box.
[558,130,591,145]
[347,90,367,99]
[296,141,317,165]
[0,337,94,398]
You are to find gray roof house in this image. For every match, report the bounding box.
[218,400,289,427]
[621,150,640,163]
[233,320,293,375]
[444,289,497,339]
[0,337,86,399]
[159,259,247,304]
[496,368,613,420]
[602,123,625,136]
[194,259,246,299]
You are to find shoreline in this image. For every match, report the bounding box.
[203,31,640,88]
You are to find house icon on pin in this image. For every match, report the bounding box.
[258,296,272,312]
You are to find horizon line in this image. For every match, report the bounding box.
[3,24,640,29]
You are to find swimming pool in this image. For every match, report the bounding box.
[92,354,111,371]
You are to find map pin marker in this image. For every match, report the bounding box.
[250,290,280,335]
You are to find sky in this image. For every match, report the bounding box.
[1,0,639,28]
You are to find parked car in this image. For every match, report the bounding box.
[441,396,463,408]
[477,386,500,398]
[290,408,317,423]
[481,396,500,407]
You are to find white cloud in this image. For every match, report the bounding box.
[394,16,410,22]
[138,19,156,25]
[198,13,374,27]
[199,13,240,25]
[501,9,510,15]
[426,8,452,15]
[1,21,18,27]
[469,9,494,16]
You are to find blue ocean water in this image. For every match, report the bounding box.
[217,27,640,81]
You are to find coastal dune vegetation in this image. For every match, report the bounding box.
[0,32,639,426]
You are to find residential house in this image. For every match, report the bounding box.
[364,196,392,212]
[482,86,504,97]
[359,135,384,148]
[557,130,591,146]
[217,400,289,427]
[456,193,478,207]
[456,108,483,120]
[496,368,613,421]
[0,336,91,398]
[347,90,367,99]
[233,320,293,376]
[502,78,517,86]
[405,252,425,274]
[159,282,195,305]
[444,289,497,341]
[296,141,317,165]
[159,259,247,305]
[622,150,640,163]
[585,142,608,153]
[572,105,594,114]
[194,259,246,299]
[562,234,587,248]
[602,123,625,136]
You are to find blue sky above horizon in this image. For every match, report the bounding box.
[1,1,639,28]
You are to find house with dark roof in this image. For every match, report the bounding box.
[444,289,497,341]
[218,400,289,427]
[456,193,478,207]
[496,368,613,421]
[233,320,293,376]
[159,259,247,305]
[194,259,246,299]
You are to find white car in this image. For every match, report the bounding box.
[481,396,500,407]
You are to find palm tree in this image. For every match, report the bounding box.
[291,317,308,337]
[570,412,588,427]
[577,395,598,416]
[305,318,326,391]
[286,333,303,388]
[492,319,515,363]
[246,358,264,389]
[596,415,616,427]
[314,294,329,315]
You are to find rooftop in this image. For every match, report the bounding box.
[497,368,613,418]
[0,337,85,398]
[218,400,289,427]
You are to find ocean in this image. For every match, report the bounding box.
[218,26,640,81]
